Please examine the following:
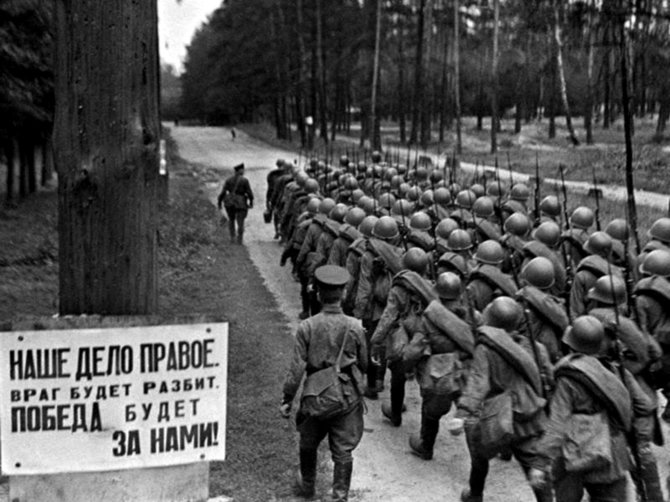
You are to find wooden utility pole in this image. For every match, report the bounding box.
[54,0,160,314]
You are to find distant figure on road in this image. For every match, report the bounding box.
[218,163,253,244]
[266,158,290,238]
[230,127,236,141]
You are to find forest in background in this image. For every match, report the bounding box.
[179,0,670,152]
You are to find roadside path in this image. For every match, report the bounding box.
[170,125,668,502]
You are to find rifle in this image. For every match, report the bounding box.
[450,150,456,186]
[510,257,549,401]
[559,165,574,318]
[495,157,504,234]
[534,152,540,226]
[605,261,647,502]
[592,166,602,231]
[506,152,514,188]
[623,211,637,321]
[464,287,480,340]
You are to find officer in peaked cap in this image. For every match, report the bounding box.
[281,264,367,502]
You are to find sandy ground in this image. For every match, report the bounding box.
[170,125,669,502]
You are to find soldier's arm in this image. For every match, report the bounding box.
[457,345,491,416]
[296,226,314,266]
[370,287,404,351]
[282,324,309,403]
[354,254,373,319]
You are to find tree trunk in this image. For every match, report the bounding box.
[316,0,328,141]
[54,0,160,315]
[454,0,462,154]
[370,0,382,151]
[41,135,53,186]
[553,0,579,145]
[4,139,15,203]
[490,0,500,153]
[295,0,308,147]
[584,3,595,145]
[397,22,406,144]
[26,139,36,193]
[410,0,425,144]
[420,0,434,147]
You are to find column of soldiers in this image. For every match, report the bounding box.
[277,151,670,502]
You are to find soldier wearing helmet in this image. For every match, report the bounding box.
[500,212,531,276]
[280,196,321,272]
[515,257,569,362]
[584,277,665,501]
[266,159,291,238]
[530,315,655,502]
[562,206,595,268]
[452,296,554,502]
[342,215,378,315]
[466,240,517,312]
[521,221,567,298]
[636,249,670,423]
[604,218,638,282]
[407,211,435,253]
[431,187,453,221]
[295,198,337,319]
[501,183,530,218]
[470,196,502,243]
[636,217,670,273]
[354,216,404,399]
[328,207,366,267]
[370,248,437,426]
[404,272,478,461]
[434,218,460,257]
[569,231,621,318]
[538,195,561,225]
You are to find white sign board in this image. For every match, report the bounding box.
[0,323,227,475]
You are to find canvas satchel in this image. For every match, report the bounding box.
[478,390,514,458]
[419,352,464,396]
[300,331,352,419]
[562,412,613,473]
[387,324,409,362]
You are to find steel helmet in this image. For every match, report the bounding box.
[397,164,408,176]
[420,189,434,207]
[446,229,473,251]
[486,183,506,198]
[435,272,462,300]
[436,218,460,240]
[434,187,452,206]
[648,218,670,244]
[456,190,477,209]
[344,177,358,190]
[351,188,365,204]
[473,196,495,218]
[570,207,595,230]
[410,211,432,231]
[475,240,505,265]
[373,216,400,240]
[510,183,530,201]
[296,171,310,187]
[385,167,398,180]
[521,257,555,290]
[345,207,366,227]
[437,252,469,278]
[392,199,414,218]
[539,195,561,218]
[319,197,336,215]
[448,182,462,195]
[359,215,378,238]
[390,175,403,189]
[604,218,628,242]
[378,192,396,210]
[407,186,422,202]
[532,221,561,248]
[371,150,383,163]
[583,231,612,257]
[470,183,486,198]
[429,170,444,184]
[640,249,670,277]
[399,182,411,197]
[356,161,367,174]
[562,316,604,355]
[330,203,348,223]
[415,166,429,180]
[504,212,530,237]
[338,173,348,186]
[403,248,429,274]
[587,275,626,305]
[304,178,320,194]
[483,297,523,331]
[306,197,321,215]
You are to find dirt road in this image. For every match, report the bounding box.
[170,125,668,502]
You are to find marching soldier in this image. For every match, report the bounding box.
[280,265,367,502]
[466,240,517,312]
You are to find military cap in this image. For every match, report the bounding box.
[234,163,245,172]
[314,265,350,288]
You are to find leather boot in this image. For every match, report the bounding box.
[294,449,317,499]
[409,433,432,460]
[381,402,401,426]
[460,488,483,502]
[332,461,353,502]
